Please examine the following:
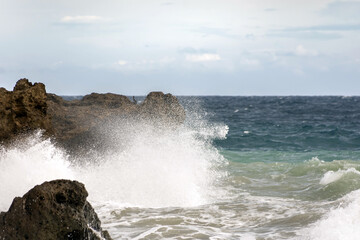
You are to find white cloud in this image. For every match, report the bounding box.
[111,57,176,71]
[60,16,102,24]
[295,45,318,57]
[117,60,127,65]
[186,54,221,62]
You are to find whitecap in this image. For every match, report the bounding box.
[0,131,74,211]
[319,168,360,185]
[302,189,360,240]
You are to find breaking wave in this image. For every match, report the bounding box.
[0,117,229,211]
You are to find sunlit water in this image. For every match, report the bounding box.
[1,96,360,239]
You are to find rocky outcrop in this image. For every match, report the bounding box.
[0,80,186,239]
[0,79,52,143]
[0,79,186,151]
[46,87,185,152]
[0,180,112,240]
[47,91,185,143]
[46,92,138,147]
[138,91,186,125]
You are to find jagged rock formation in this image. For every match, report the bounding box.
[0,180,112,240]
[46,88,185,152]
[0,80,186,239]
[138,91,186,124]
[0,79,186,151]
[46,92,137,148]
[0,79,53,143]
[47,91,185,143]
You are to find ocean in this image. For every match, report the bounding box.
[1,96,360,239]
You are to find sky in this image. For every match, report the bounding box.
[0,0,359,95]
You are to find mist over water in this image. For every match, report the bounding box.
[77,119,228,208]
[0,112,229,211]
[0,132,75,210]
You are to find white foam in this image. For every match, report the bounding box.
[304,189,360,240]
[0,118,228,211]
[319,168,360,185]
[77,121,228,208]
[240,234,256,240]
[0,131,74,211]
[307,157,325,164]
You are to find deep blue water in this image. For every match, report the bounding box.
[188,96,360,151]
[63,95,360,152]
[12,95,360,239]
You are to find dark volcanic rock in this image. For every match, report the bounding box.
[0,180,112,240]
[1,79,186,152]
[46,92,137,147]
[0,79,52,143]
[139,91,186,125]
[47,89,185,152]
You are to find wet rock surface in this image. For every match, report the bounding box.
[0,180,112,240]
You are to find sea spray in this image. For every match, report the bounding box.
[302,189,360,240]
[76,118,229,208]
[0,131,74,211]
[0,113,229,211]
[2,96,360,239]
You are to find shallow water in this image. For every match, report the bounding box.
[92,155,360,239]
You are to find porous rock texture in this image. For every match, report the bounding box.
[0,79,187,239]
[1,79,186,151]
[0,180,112,240]
[0,79,53,143]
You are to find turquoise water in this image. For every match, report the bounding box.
[96,96,360,239]
[1,96,360,239]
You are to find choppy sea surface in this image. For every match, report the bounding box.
[2,96,360,239]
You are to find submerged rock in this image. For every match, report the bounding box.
[0,180,112,240]
[0,79,53,143]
